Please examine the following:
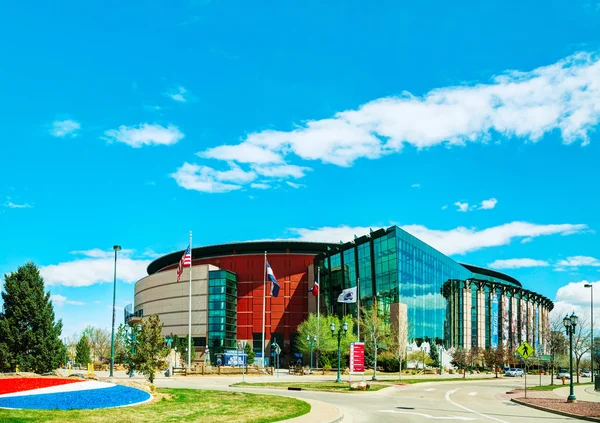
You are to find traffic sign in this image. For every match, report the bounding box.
[516,342,534,359]
[275,344,281,355]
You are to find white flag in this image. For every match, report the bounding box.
[337,287,357,303]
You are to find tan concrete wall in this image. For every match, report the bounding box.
[134,264,217,338]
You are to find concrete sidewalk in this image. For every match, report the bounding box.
[554,385,600,402]
[281,398,344,423]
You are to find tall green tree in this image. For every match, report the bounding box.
[0,262,64,373]
[429,342,440,367]
[131,314,169,383]
[359,298,390,380]
[76,335,91,366]
[296,313,356,368]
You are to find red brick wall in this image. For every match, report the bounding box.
[167,254,314,342]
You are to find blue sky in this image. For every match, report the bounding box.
[1,0,600,338]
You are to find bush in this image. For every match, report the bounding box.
[323,364,332,371]
[378,351,400,373]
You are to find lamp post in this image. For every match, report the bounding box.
[110,245,122,378]
[306,335,316,374]
[585,283,594,382]
[331,321,348,383]
[563,312,579,403]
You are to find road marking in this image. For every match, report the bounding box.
[425,388,436,391]
[379,410,475,420]
[468,392,477,396]
[445,389,509,423]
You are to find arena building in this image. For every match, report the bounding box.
[441,266,553,353]
[127,226,553,365]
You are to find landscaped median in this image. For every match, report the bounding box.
[0,388,310,423]
[232,376,506,392]
[507,383,600,421]
[233,381,390,392]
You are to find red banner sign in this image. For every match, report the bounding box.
[350,342,365,374]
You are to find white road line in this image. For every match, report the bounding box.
[425,388,436,391]
[468,392,477,396]
[445,388,509,423]
[378,410,475,420]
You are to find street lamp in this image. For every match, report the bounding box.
[306,335,317,374]
[585,283,594,383]
[331,321,348,383]
[110,244,122,378]
[563,312,579,403]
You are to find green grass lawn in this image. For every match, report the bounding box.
[233,381,389,392]
[0,388,310,423]
[527,382,593,391]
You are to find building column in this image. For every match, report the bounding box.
[463,286,471,349]
[477,289,485,349]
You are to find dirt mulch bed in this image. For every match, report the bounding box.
[515,398,600,420]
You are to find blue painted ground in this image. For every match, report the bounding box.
[0,385,151,410]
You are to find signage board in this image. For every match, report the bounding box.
[516,341,534,359]
[350,342,365,374]
[224,350,247,366]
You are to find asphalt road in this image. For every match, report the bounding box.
[154,375,588,422]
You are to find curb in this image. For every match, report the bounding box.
[510,398,600,422]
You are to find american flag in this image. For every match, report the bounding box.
[176,245,192,282]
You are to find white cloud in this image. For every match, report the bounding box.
[50,120,80,138]
[286,181,306,189]
[166,86,192,103]
[69,248,135,259]
[251,183,271,190]
[50,294,86,306]
[42,256,150,287]
[479,198,498,210]
[441,205,448,210]
[551,280,599,319]
[252,164,311,179]
[521,237,533,244]
[411,183,420,188]
[454,201,469,212]
[556,256,600,267]
[170,162,248,193]
[488,258,550,269]
[104,123,184,147]
[199,144,284,164]
[193,51,600,182]
[286,221,588,256]
[4,201,33,209]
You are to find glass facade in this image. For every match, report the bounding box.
[208,270,237,355]
[317,226,471,344]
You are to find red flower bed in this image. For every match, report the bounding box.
[0,378,82,395]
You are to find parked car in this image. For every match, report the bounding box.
[505,368,524,377]
[582,370,592,377]
[557,370,570,379]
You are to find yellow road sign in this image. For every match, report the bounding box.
[516,341,534,359]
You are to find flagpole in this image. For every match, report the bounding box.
[317,266,320,368]
[262,251,267,369]
[357,277,360,342]
[187,231,192,370]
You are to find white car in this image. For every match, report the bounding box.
[505,368,524,377]
[557,370,570,379]
[582,370,592,377]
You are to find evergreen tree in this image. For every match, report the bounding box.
[131,314,169,383]
[429,342,440,367]
[76,335,91,366]
[244,342,255,365]
[0,262,64,373]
